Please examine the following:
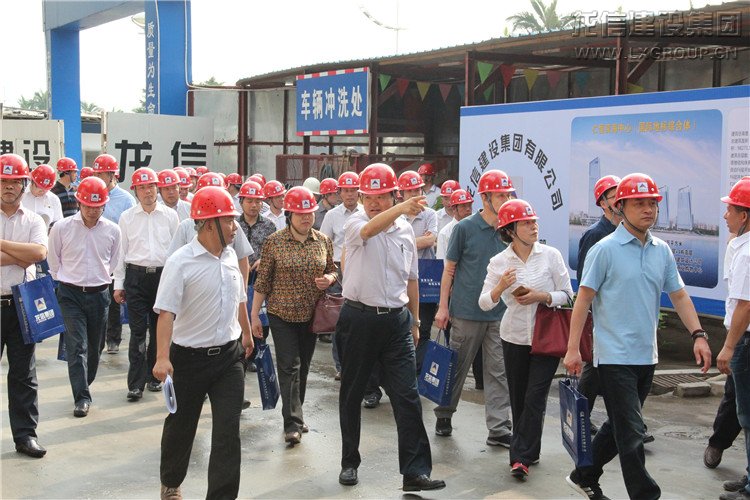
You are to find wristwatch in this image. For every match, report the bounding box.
[413,320,422,329]
[691,329,709,341]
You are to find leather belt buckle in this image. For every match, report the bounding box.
[146,266,158,274]
[376,306,390,315]
[207,347,221,356]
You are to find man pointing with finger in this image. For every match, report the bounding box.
[335,163,445,493]
[563,173,711,500]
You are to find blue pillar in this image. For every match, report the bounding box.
[49,28,82,167]
[145,0,192,116]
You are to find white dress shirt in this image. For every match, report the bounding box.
[114,203,180,289]
[436,207,454,235]
[407,207,438,259]
[436,218,458,260]
[320,203,361,261]
[424,184,440,209]
[0,206,47,294]
[479,242,574,346]
[21,190,63,228]
[167,217,253,259]
[48,212,121,286]
[266,209,286,231]
[342,210,418,308]
[154,238,246,348]
[162,199,192,222]
[724,232,750,332]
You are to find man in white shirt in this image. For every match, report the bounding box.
[436,189,474,259]
[157,169,191,221]
[153,186,253,500]
[336,163,445,492]
[0,154,49,458]
[173,167,194,202]
[48,177,121,418]
[113,167,179,401]
[226,173,244,213]
[435,180,460,233]
[21,164,63,229]
[263,180,287,231]
[715,177,750,500]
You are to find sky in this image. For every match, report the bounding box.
[3,0,718,112]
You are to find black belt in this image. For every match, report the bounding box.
[344,299,404,315]
[60,282,109,293]
[126,264,164,274]
[0,294,14,307]
[173,340,237,357]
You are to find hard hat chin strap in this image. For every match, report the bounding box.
[614,200,657,236]
[510,228,534,248]
[214,218,228,248]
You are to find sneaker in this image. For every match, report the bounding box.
[106,342,119,354]
[724,476,749,492]
[435,417,452,436]
[720,491,750,500]
[160,484,182,500]
[566,470,609,500]
[147,381,163,392]
[486,434,511,448]
[511,462,528,480]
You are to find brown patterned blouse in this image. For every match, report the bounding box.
[254,226,336,323]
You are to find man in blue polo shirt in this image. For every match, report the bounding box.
[564,173,711,500]
[433,169,512,446]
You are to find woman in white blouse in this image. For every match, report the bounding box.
[478,199,573,481]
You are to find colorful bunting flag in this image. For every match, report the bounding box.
[396,78,410,97]
[483,86,493,102]
[500,64,516,88]
[438,84,452,102]
[574,71,591,92]
[546,70,562,90]
[627,83,644,94]
[523,69,539,91]
[379,74,392,90]
[416,81,431,100]
[477,61,494,84]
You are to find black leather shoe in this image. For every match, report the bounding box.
[339,467,358,486]
[73,401,90,418]
[147,381,163,392]
[127,389,143,401]
[363,394,380,409]
[15,437,47,458]
[705,444,723,468]
[403,474,446,492]
[435,417,452,436]
[643,432,655,444]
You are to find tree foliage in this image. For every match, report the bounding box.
[506,0,578,35]
[18,90,49,111]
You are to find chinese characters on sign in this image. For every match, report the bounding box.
[1,120,64,168]
[571,10,741,38]
[296,68,370,136]
[466,134,562,211]
[144,2,159,114]
[0,140,52,166]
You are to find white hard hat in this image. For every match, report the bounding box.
[302,177,321,195]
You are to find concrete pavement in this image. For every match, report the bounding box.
[1,328,746,499]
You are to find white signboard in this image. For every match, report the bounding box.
[459,85,750,316]
[0,119,65,167]
[105,112,213,188]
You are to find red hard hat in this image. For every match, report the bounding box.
[252,173,266,184]
[249,174,266,187]
[196,166,209,176]
[0,154,30,179]
[130,167,158,189]
[449,189,474,206]
[359,163,398,195]
[174,169,193,188]
[441,180,461,197]
[239,180,264,199]
[398,170,425,191]
[31,164,56,190]
[263,180,286,198]
[614,173,663,203]
[497,199,538,229]
[79,167,94,179]
[478,170,514,194]
[196,172,225,191]
[417,163,435,176]
[722,176,750,209]
[56,157,77,172]
[319,178,339,195]
[186,167,199,178]
[594,175,622,203]
[338,171,360,189]
[284,186,319,214]
[157,169,180,188]
[92,154,119,173]
[226,173,243,186]
[75,177,110,207]
[190,186,240,220]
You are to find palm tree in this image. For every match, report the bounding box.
[18,90,49,111]
[81,101,102,113]
[507,0,578,35]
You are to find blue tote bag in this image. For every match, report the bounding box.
[255,344,280,410]
[418,259,443,304]
[559,377,593,467]
[417,330,456,406]
[11,274,66,344]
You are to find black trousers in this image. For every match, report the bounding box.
[103,279,122,349]
[1,299,39,443]
[336,303,432,476]
[709,373,742,450]
[579,361,600,413]
[414,302,438,374]
[124,267,161,391]
[160,340,245,499]
[502,340,559,466]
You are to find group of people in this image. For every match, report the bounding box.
[2,149,749,500]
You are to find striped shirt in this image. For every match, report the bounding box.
[51,181,78,218]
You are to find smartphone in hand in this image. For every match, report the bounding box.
[511,285,530,297]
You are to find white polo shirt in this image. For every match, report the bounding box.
[0,206,47,294]
[320,203,361,261]
[21,190,63,228]
[162,199,191,222]
[725,232,750,332]
[341,210,418,308]
[154,238,246,348]
[266,210,286,231]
